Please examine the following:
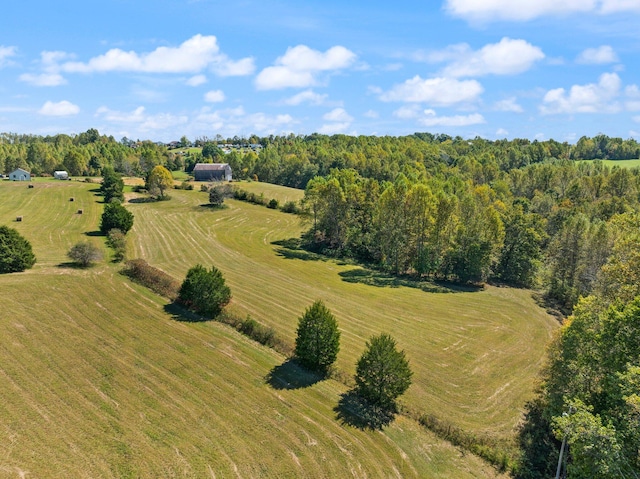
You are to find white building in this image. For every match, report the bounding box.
[54,170,69,180]
[9,168,31,181]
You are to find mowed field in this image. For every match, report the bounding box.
[125,184,558,439]
[580,158,640,168]
[0,179,506,478]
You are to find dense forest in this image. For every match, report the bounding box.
[2,129,640,477]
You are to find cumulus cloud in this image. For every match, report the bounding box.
[0,45,17,67]
[186,74,207,86]
[318,122,351,134]
[494,97,524,112]
[430,38,544,77]
[283,89,329,106]
[19,51,73,86]
[204,90,225,103]
[540,72,622,114]
[496,128,509,136]
[19,73,67,86]
[576,45,619,64]
[61,35,254,76]
[380,76,483,105]
[393,105,421,119]
[255,45,356,90]
[194,106,296,135]
[363,109,379,119]
[418,109,485,127]
[39,100,80,116]
[96,106,188,132]
[445,0,640,21]
[323,108,353,122]
[318,108,353,134]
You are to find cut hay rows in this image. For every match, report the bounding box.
[127,187,558,439]
[0,180,507,478]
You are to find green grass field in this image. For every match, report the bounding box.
[0,180,509,478]
[579,158,640,168]
[126,185,558,440]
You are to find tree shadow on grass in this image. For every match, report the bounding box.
[265,359,323,390]
[271,238,328,262]
[84,230,104,237]
[339,268,483,294]
[334,391,396,430]
[56,262,88,269]
[163,302,208,322]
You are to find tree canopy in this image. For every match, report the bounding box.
[354,334,412,410]
[146,165,173,199]
[177,264,231,318]
[0,225,36,273]
[294,300,340,375]
[100,202,134,235]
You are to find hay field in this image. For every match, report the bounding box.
[127,186,558,439]
[0,179,506,478]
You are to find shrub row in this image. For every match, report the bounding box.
[417,413,515,473]
[232,187,301,214]
[123,259,181,300]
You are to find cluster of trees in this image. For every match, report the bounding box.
[520,215,640,478]
[294,300,412,413]
[301,158,640,311]
[0,130,178,177]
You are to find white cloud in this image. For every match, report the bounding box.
[380,76,483,105]
[418,109,485,127]
[435,38,544,77]
[576,45,618,64]
[318,108,353,134]
[323,108,353,122]
[0,46,17,67]
[625,85,640,111]
[540,72,622,114]
[204,90,225,103]
[39,100,80,116]
[363,110,379,119]
[445,0,640,21]
[318,122,351,134]
[96,106,188,132]
[494,97,524,112]
[194,106,296,135]
[186,74,207,86]
[255,45,356,90]
[283,89,328,106]
[61,34,254,76]
[496,128,509,136]
[19,51,73,86]
[393,105,421,119]
[19,73,67,87]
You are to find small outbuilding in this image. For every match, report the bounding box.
[9,168,31,181]
[193,163,232,182]
[54,170,69,180]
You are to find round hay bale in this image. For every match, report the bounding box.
[16,216,23,222]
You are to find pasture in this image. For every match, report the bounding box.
[126,185,558,440]
[579,158,640,169]
[0,179,508,478]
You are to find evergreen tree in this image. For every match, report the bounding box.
[0,225,36,273]
[100,202,134,234]
[355,334,412,410]
[178,264,231,318]
[294,300,340,375]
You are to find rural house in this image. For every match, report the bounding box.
[193,163,232,182]
[9,168,31,181]
[54,170,69,180]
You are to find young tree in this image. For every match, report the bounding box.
[106,228,127,262]
[146,165,173,199]
[67,241,102,267]
[294,300,340,375]
[0,225,36,273]
[100,202,134,234]
[355,334,412,410]
[178,264,231,318]
[100,166,124,203]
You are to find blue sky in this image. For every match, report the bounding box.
[2,0,640,142]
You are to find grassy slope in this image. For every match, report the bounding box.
[0,180,504,478]
[579,158,640,168]
[127,187,558,439]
